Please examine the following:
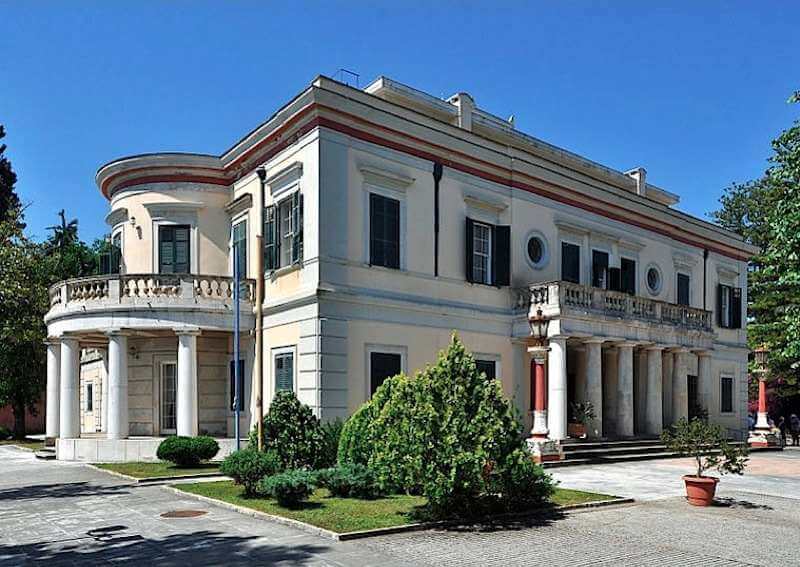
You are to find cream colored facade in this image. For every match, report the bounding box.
[44,75,757,461]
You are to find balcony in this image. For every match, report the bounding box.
[45,273,255,334]
[528,281,713,333]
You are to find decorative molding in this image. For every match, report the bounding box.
[105,207,129,227]
[716,263,740,282]
[554,219,590,236]
[265,161,303,198]
[143,202,205,218]
[359,164,415,191]
[463,193,508,214]
[225,193,253,217]
[673,251,699,271]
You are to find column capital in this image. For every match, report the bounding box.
[582,337,605,345]
[527,345,550,363]
[669,346,691,354]
[616,341,638,349]
[645,344,665,352]
[44,337,61,346]
[693,349,713,358]
[175,326,202,337]
[105,328,132,338]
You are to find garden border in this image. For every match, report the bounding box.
[165,484,635,541]
[87,463,230,484]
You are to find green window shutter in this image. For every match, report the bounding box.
[717,284,726,327]
[731,287,743,329]
[492,224,511,287]
[264,205,276,271]
[233,221,247,278]
[275,353,294,392]
[159,226,175,273]
[291,192,303,264]
[465,217,474,283]
[174,227,190,273]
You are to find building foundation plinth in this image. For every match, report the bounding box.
[749,378,781,449]
[526,344,563,462]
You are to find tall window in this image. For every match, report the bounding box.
[677,273,691,306]
[274,351,294,393]
[620,258,636,294]
[717,284,743,329]
[561,242,580,284]
[159,225,190,274]
[232,221,247,278]
[161,363,177,432]
[264,192,303,271]
[720,376,734,413]
[229,359,245,411]
[370,351,402,396]
[472,222,492,285]
[85,383,94,412]
[592,250,609,289]
[369,193,400,269]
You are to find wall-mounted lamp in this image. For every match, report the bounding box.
[129,216,137,227]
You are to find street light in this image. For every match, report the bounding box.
[529,307,550,346]
[754,344,768,373]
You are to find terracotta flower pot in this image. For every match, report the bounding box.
[682,475,719,506]
[567,423,586,439]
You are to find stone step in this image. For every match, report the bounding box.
[542,451,682,468]
[564,445,671,458]
[562,439,664,452]
[34,448,56,460]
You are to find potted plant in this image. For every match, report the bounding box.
[661,418,749,506]
[568,402,596,439]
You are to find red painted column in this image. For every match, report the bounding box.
[758,379,767,415]
[531,352,549,439]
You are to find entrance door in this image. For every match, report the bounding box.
[687,375,700,420]
[161,362,177,434]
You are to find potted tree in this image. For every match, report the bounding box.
[568,402,596,439]
[661,418,749,506]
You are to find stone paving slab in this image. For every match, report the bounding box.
[0,446,410,566]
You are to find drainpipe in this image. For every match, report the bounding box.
[703,248,709,310]
[255,167,267,451]
[433,162,443,277]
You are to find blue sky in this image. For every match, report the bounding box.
[1,1,798,242]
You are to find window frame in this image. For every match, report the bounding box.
[231,218,248,280]
[272,346,297,396]
[591,249,610,289]
[367,190,403,270]
[263,190,303,273]
[159,360,178,434]
[474,354,501,382]
[472,221,493,285]
[720,284,732,328]
[158,224,192,275]
[85,382,94,413]
[620,256,637,295]
[720,375,735,414]
[560,241,581,284]
[365,344,407,399]
[524,230,549,270]
[676,272,691,306]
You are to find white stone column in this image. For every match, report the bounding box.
[616,342,635,438]
[106,332,129,440]
[100,349,109,433]
[645,346,664,436]
[583,339,603,438]
[58,337,80,439]
[177,328,201,437]
[45,340,61,442]
[696,351,713,415]
[672,348,690,423]
[547,336,568,441]
[635,349,648,435]
[661,350,674,428]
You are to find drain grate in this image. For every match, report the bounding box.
[160,509,208,518]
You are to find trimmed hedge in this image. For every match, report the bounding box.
[257,469,316,508]
[156,436,219,466]
[317,419,344,469]
[220,449,281,496]
[316,463,383,499]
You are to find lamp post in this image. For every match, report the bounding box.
[526,305,562,462]
[748,345,779,448]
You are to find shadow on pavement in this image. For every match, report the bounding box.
[0,481,132,501]
[437,506,568,533]
[713,497,774,511]
[0,527,331,566]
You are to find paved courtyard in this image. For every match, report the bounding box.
[1,446,799,566]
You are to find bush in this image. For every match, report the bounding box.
[661,417,749,478]
[341,334,528,517]
[220,449,281,496]
[258,470,316,507]
[248,391,323,469]
[317,463,383,499]
[491,449,556,512]
[316,419,344,469]
[156,436,219,466]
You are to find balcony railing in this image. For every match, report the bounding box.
[48,273,255,311]
[528,281,713,332]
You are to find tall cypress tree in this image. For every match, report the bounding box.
[0,125,21,224]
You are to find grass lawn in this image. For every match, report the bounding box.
[177,481,615,534]
[96,461,220,479]
[0,438,45,451]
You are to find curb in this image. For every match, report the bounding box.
[86,464,227,485]
[167,484,635,541]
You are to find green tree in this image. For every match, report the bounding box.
[0,210,49,438]
[711,92,800,400]
[0,125,21,225]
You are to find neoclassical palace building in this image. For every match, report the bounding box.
[44,76,757,461]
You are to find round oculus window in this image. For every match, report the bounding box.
[527,237,544,265]
[646,266,661,294]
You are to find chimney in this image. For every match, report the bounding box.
[625,167,647,196]
[449,92,475,131]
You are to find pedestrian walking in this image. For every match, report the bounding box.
[790,414,800,447]
[778,416,787,447]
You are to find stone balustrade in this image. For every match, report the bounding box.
[528,280,713,332]
[47,273,255,313]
